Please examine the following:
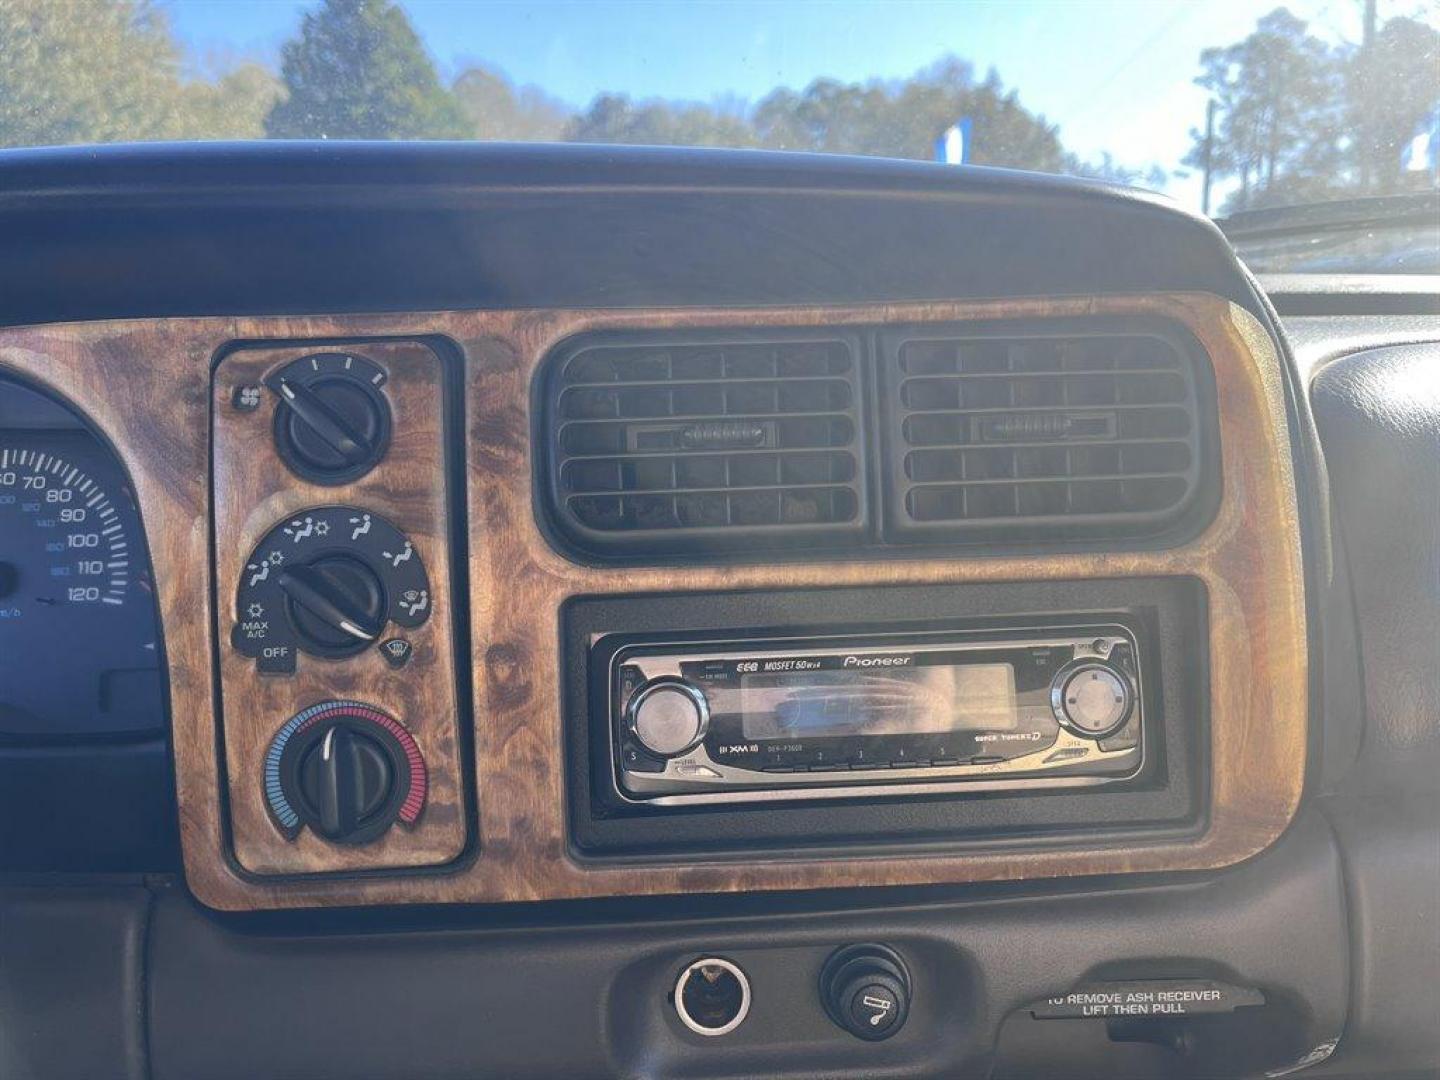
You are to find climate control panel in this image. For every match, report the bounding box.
[212,340,466,877]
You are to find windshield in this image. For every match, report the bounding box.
[2,0,1437,268]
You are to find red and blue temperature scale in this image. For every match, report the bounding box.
[263,700,427,839]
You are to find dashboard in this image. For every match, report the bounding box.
[0,143,1434,1080]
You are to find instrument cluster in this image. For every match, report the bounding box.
[0,375,163,739]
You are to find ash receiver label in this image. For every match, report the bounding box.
[1029,979,1265,1020]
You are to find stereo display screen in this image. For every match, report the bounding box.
[740,662,1018,739]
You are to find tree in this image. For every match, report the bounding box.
[560,55,1147,181]
[1066,152,1168,191]
[452,65,569,142]
[0,0,281,148]
[565,94,756,148]
[265,0,465,140]
[1184,8,1345,212]
[180,64,287,141]
[0,0,189,146]
[1348,15,1440,193]
[750,58,1071,172]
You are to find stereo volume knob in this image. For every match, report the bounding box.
[1051,661,1133,739]
[628,679,709,758]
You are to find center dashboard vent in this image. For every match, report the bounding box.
[882,325,1212,542]
[544,332,867,557]
[539,321,1216,561]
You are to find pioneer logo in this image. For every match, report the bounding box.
[842,654,913,668]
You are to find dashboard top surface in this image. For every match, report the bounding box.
[0,142,1254,330]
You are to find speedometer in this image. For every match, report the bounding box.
[0,426,162,737]
[0,446,133,607]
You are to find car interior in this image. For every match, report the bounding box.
[1,4,1438,1079]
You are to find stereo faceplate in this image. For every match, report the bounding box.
[609,627,1144,806]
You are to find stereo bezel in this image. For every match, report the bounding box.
[564,579,1204,862]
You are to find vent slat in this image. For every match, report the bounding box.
[561,374,851,390]
[549,336,865,550]
[894,367,1183,380]
[901,400,1191,417]
[888,330,1205,536]
[907,470,1192,489]
[566,480,856,500]
[895,434,1189,454]
[559,443,868,462]
[559,408,853,424]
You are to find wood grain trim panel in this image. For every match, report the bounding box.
[0,293,1307,910]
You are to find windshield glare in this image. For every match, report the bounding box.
[1,0,1437,266]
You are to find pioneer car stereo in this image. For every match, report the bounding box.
[606,626,1145,805]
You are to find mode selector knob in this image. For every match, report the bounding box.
[278,554,386,657]
[627,679,709,758]
[233,506,432,673]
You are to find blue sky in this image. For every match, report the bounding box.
[164,0,1427,211]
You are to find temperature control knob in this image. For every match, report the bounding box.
[267,353,392,485]
[627,679,709,758]
[1050,660,1134,739]
[264,701,427,845]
